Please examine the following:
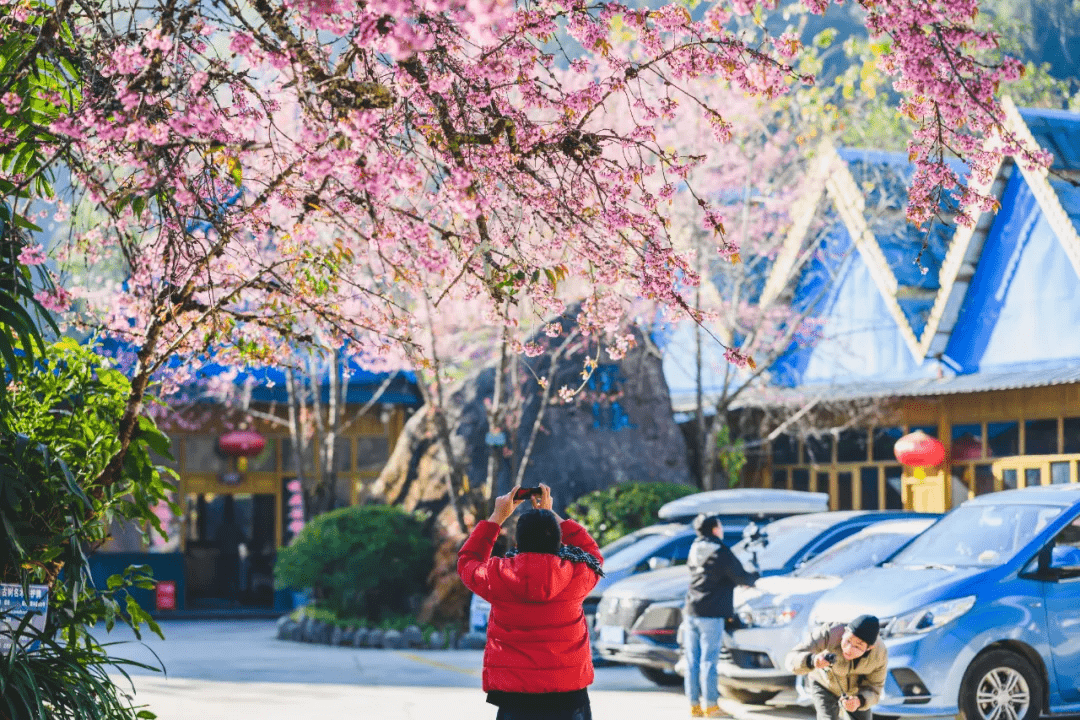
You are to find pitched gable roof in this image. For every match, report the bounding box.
[765,98,1080,367]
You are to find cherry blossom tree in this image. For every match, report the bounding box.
[2,0,1051,494]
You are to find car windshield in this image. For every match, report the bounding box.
[603,533,677,572]
[793,529,922,578]
[889,504,1062,568]
[600,530,651,559]
[734,516,833,572]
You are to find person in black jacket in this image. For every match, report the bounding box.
[683,514,759,718]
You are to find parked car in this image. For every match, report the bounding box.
[593,510,931,686]
[468,489,829,634]
[807,484,1080,720]
[719,516,939,704]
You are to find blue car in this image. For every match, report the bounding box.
[808,484,1080,720]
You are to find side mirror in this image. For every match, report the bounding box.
[648,556,672,571]
[1049,545,1080,578]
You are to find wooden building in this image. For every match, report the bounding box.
[667,100,1080,511]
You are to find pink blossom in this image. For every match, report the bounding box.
[17,244,47,266]
[34,286,73,313]
[1,92,20,115]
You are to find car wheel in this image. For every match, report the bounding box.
[639,666,684,686]
[959,650,1043,720]
[717,686,779,705]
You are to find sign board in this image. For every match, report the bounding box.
[155,580,178,611]
[0,584,49,652]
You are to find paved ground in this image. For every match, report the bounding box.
[101,620,815,720]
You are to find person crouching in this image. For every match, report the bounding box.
[784,615,887,720]
[458,483,604,720]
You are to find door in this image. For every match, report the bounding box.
[184,492,277,608]
[1042,511,1080,704]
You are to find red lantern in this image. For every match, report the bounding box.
[951,434,983,461]
[218,430,266,457]
[893,430,946,467]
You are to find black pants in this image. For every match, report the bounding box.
[495,703,592,720]
[810,681,872,720]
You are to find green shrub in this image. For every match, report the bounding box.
[0,338,175,720]
[566,482,696,548]
[275,505,433,620]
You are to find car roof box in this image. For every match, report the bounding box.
[658,488,830,522]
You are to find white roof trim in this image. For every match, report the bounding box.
[1000,96,1080,282]
[760,146,835,307]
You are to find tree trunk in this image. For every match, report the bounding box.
[484,324,510,514]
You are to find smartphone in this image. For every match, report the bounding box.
[513,486,543,501]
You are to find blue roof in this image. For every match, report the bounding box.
[1018,107,1080,172]
[189,360,421,406]
[96,338,421,406]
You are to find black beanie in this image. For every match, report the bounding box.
[516,509,561,554]
[847,614,880,646]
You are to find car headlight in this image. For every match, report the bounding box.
[881,596,976,638]
[737,605,799,627]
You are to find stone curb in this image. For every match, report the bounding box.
[275,616,485,650]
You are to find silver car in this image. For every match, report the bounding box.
[720,517,938,704]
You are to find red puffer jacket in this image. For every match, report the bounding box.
[457,518,602,694]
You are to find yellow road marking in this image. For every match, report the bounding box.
[396,651,482,677]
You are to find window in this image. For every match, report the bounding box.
[1064,418,1080,454]
[951,424,983,461]
[860,467,879,510]
[803,435,834,464]
[988,422,1020,458]
[356,436,391,472]
[884,466,903,509]
[282,438,315,474]
[974,464,994,495]
[872,427,904,461]
[891,504,1062,567]
[1025,468,1043,487]
[772,469,788,489]
[1051,462,1071,485]
[792,469,810,492]
[665,535,696,565]
[1025,419,1059,455]
[333,437,352,472]
[952,465,970,504]
[1049,515,1080,571]
[794,527,926,578]
[838,430,868,463]
[771,434,799,465]
[837,472,853,510]
[911,425,938,438]
[1002,468,1018,490]
[816,472,830,494]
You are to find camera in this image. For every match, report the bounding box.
[742,522,769,547]
[822,652,837,665]
[513,486,543,501]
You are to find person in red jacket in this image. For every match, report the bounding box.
[458,483,604,720]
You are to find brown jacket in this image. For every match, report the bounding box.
[784,623,888,708]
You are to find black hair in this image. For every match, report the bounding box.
[515,509,562,554]
[693,513,720,538]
